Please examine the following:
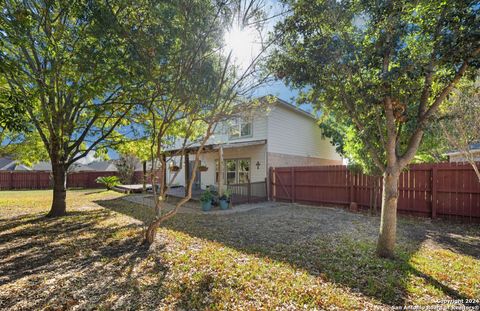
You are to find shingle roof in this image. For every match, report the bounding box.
[87,161,117,171]
[469,142,480,150]
[0,157,15,170]
[12,164,32,171]
[445,142,480,156]
[31,161,51,171]
[70,163,95,172]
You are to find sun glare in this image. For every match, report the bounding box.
[223,25,261,70]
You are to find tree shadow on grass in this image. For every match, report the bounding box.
[97,197,479,307]
[0,202,230,310]
[83,189,109,195]
[0,208,170,310]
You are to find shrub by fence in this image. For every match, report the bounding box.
[0,171,159,190]
[270,162,480,222]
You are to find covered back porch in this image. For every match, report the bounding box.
[165,139,269,204]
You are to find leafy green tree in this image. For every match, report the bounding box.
[439,75,480,182]
[0,1,137,216]
[115,153,139,184]
[269,0,479,257]
[0,77,29,156]
[320,114,447,175]
[114,0,270,245]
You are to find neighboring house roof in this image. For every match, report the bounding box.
[31,161,51,171]
[11,163,32,171]
[87,161,117,171]
[31,161,95,172]
[0,157,16,170]
[70,163,95,172]
[1,155,116,172]
[0,157,33,171]
[445,142,480,156]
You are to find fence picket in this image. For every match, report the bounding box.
[270,163,480,222]
[0,170,158,190]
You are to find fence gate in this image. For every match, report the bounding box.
[269,163,480,222]
[270,167,293,202]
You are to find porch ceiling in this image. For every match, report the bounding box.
[167,139,266,155]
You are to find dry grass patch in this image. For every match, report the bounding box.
[0,190,478,310]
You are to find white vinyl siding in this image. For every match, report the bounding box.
[266,104,342,161]
[165,99,342,189]
[209,114,267,144]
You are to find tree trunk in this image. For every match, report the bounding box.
[142,161,147,192]
[47,164,67,217]
[218,145,224,195]
[144,210,177,245]
[376,169,400,258]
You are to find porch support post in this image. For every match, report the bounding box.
[184,152,190,197]
[162,154,167,193]
[218,145,224,195]
[142,161,147,192]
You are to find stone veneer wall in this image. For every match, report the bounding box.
[267,152,342,168]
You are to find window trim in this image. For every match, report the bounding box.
[215,158,251,184]
[228,118,253,140]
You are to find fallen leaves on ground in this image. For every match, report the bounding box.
[0,190,478,310]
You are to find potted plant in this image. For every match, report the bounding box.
[198,165,208,172]
[218,189,231,210]
[170,165,180,172]
[200,189,213,211]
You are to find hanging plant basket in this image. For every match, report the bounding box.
[170,165,180,172]
[198,165,209,172]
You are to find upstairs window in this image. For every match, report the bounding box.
[228,118,252,139]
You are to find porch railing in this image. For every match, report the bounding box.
[226,180,268,204]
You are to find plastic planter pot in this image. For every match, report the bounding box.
[201,200,212,211]
[219,199,229,210]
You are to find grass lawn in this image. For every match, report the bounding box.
[0,190,479,310]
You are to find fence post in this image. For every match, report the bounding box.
[291,167,295,203]
[271,167,276,201]
[268,167,272,201]
[431,166,437,219]
[10,172,13,190]
[349,171,354,204]
[264,177,268,201]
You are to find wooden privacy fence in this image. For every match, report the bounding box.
[0,171,155,190]
[270,163,480,222]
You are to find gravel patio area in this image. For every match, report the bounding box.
[121,193,270,215]
[119,194,480,259]
[162,202,480,257]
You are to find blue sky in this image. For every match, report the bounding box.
[106,2,308,160]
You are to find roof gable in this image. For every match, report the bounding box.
[0,157,16,170]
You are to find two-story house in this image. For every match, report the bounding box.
[165,97,342,194]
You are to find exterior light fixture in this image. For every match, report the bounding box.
[256,161,260,170]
